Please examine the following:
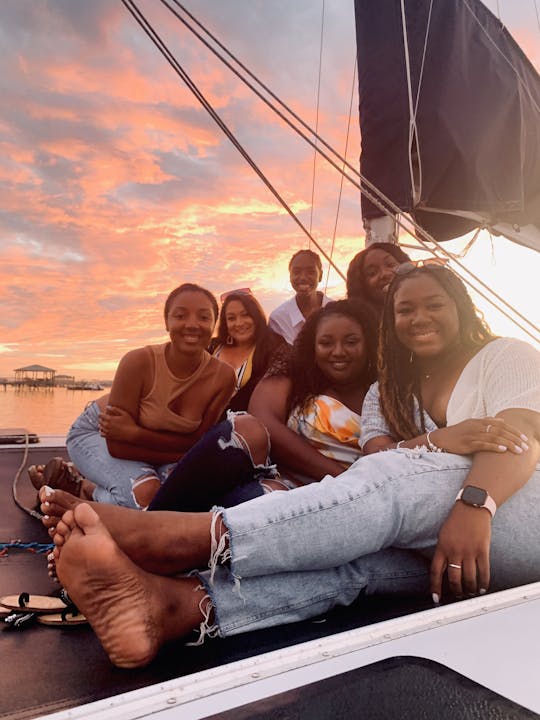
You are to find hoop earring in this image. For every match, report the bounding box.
[226,335,234,345]
[409,351,414,364]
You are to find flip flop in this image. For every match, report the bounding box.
[3,610,39,630]
[0,592,72,614]
[38,610,87,626]
[0,604,12,618]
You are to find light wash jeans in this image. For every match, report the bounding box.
[66,401,174,508]
[199,448,540,637]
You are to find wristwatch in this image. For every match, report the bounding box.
[455,486,497,518]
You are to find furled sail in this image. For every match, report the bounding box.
[354,0,540,252]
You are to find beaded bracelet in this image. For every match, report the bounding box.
[426,430,444,453]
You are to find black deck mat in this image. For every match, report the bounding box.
[207,656,537,720]
[0,446,430,720]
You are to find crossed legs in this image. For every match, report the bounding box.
[52,503,209,668]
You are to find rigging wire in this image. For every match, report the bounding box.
[533,0,540,32]
[324,57,357,294]
[308,0,325,240]
[121,0,345,279]
[127,0,539,342]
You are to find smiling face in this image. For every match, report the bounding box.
[165,290,216,355]
[362,248,401,304]
[393,274,460,358]
[224,299,256,346]
[289,253,322,297]
[314,314,367,385]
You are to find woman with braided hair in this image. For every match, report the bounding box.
[40,264,540,669]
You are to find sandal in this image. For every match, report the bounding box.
[37,609,87,626]
[0,591,73,614]
[41,457,84,496]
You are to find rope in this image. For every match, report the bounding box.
[534,0,540,32]
[12,431,43,521]
[324,57,357,293]
[0,542,53,557]
[309,0,325,239]
[400,0,419,204]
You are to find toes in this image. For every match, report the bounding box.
[53,515,73,547]
[73,503,101,534]
[39,485,55,503]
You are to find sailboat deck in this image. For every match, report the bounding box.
[1,440,432,720]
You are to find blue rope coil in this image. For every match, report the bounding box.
[0,541,54,555]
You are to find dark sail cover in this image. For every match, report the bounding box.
[355,0,540,244]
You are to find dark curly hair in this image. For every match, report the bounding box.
[164,283,219,324]
[286,299,379,417]
[216,293,269,369]
[378,264,497,439]
[213,292,286,397]
[347,242,410,305]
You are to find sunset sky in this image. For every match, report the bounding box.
[1,0,539,380]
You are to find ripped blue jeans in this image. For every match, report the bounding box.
[67,401,174,508]
[149,412,279,512]
[195,448,540,638]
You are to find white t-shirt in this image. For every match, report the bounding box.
[269,294,333,346]
[360,337,540,449]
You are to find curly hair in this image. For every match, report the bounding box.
[163,283,219,324]
[377,265,497,439]
[286,299,379,417]
[346,242,410,305]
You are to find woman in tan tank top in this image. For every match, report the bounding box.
[29,284,236,509]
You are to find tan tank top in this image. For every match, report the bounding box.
[138,344,212,433]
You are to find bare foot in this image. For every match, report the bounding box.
[43,487,215,575]
[54,504,207,668]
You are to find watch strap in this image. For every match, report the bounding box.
[455,487,497,518]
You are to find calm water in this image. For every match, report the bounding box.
[0,386,105,436]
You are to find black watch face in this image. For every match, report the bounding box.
[461,486,488,507]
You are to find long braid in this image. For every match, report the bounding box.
[378,303,422,438]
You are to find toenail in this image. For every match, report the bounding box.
[43,502,50,509]
[43,486,54,497]
[43,514,49,520]
[48,552,54,561]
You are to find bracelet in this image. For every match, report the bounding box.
[426,430,444,453]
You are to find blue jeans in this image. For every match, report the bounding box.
[149,413,278,512]
[198,448,540,637]
[67,402,173,508]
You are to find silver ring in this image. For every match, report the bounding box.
[485,424,492,433]
[448,563,462,570]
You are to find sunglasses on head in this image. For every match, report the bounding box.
[395,258,449,276]
[220,288,253,303]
